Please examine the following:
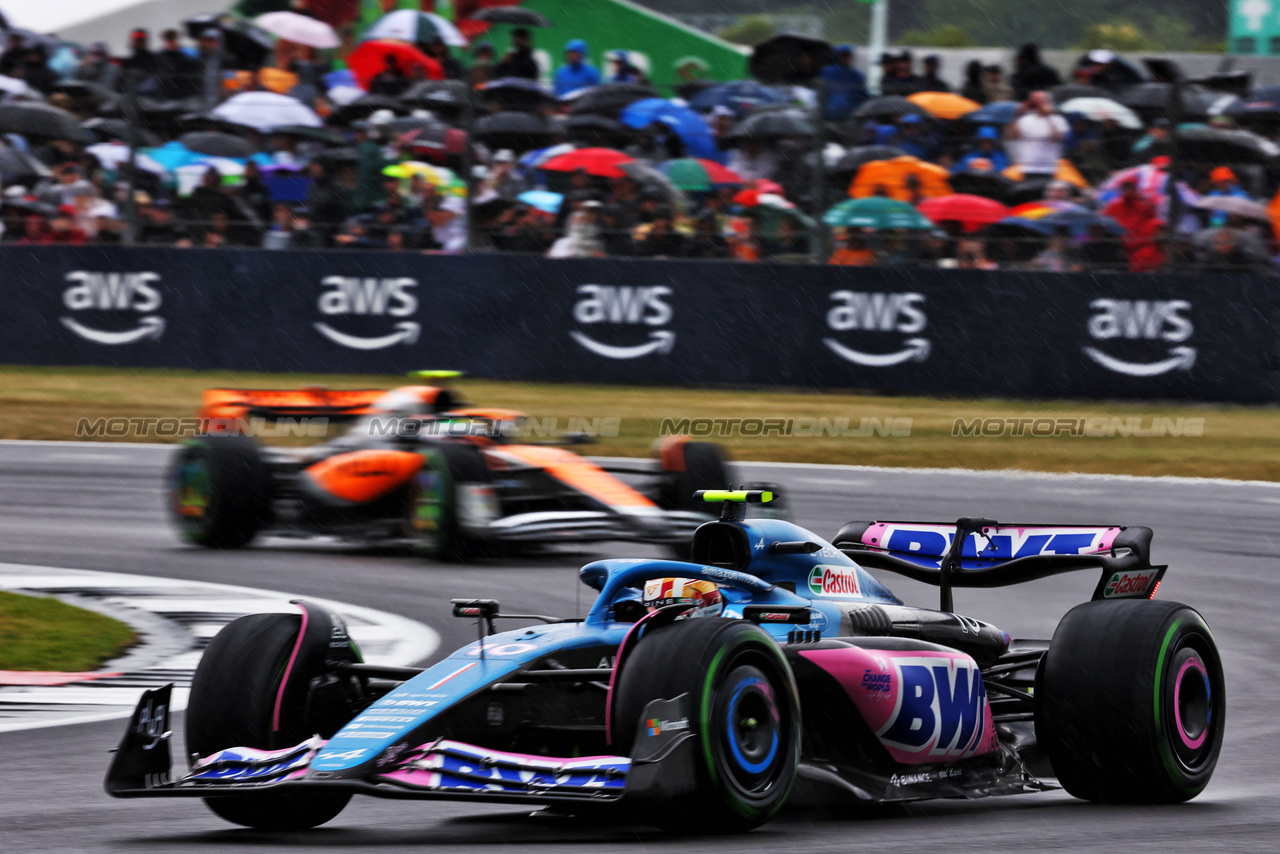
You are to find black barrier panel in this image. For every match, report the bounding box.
[0,247,1276,403]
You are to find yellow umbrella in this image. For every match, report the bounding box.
[383,161,466,197]
[849,156,952,202]
[1002,159,1090,189]
[907,91,982,121]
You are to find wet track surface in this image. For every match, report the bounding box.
[1,441,1278,852]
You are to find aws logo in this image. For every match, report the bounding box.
[60,271,165,345]
[822,291,930,367]
[1083,299,1195,377]
[314,276,420,350]
[570,284,675,359]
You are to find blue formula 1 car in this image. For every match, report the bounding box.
[106,490,1225,833]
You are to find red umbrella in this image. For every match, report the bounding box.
[347,40,444,89]
[696,159,744,184]
[918,194,1009,232]
[540,147,635,178]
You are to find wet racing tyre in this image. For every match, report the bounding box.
[1035,599,1225,803]
[168,435,271,548]
[186,611,360,830]
[658,439,732,512]
[611,618,800,832]
[409,444,492,562]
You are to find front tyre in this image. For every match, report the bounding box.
[1036,599,1225,803]
[611,618,800,832]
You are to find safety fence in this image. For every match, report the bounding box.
[3,245,1277,403]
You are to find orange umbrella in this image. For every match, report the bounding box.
[1268,186,1280,240]
[849,156,951,202]
[907,91,982,121]
[1002,159,1090,189]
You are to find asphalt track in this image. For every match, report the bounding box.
[1,440,1278,852]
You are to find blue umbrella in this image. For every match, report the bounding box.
[323,68,356,90]
[962,100,1020,125]
[993,211,1123,238]
[688,80,789,118]
[518,189,564,214]
[141,141,202,172]
[620,98,717,160]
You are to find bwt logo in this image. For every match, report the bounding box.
[59,271,165,345]
[570,284,675,359]
[314,276,420,350]
[822,291,931,367]
[1083,299,1196,377]
[876,656,991,759]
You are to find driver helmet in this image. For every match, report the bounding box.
[642,577,723,619]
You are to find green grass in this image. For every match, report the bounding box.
[0,591,136,671]
[1,365,1278,481]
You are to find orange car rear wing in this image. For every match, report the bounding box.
[198,388,388,422]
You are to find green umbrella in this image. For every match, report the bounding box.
[823,197,933,230]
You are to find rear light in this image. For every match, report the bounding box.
[1148,580,1160,599]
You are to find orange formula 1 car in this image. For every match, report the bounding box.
[169,380,736,560]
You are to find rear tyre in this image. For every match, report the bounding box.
[168,435,271,548]
[611,618,800,832]
[186,613,355,829]
[1036,599,1225,803]
[409,444,492,562]
[657,440,732,559]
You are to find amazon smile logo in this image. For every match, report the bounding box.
[59,271,165,346]
[315,276,420,350]
[822,290,931,367]
[570,284,676,360]
[1083,298,1196,377]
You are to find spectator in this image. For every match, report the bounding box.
[493,204,552,253]
[727,214,761,261]
[828,230,876,265]
[15,213,52,245]
[1079,222,1127,271]
[956,126,1009,172]
[685,211,729,259]
[553,39,600,96]
[351,124,389,212]
[1130,117,1171,164]
[1028,226,1081,272]
[137,198,191,246]
[728,141,778,183]
[1203,166,1253,227]
[880,51,920,96]
[495,28,539,80]
[22,46,57,95]
[76,42,120,89]
[984,64,1014,103]
[369,54,409,96]
[0,32,26,76]
[548,200,606,258]
[427,38,465,81]
[120,28,155,84]
[917,55,950,93]
[957,237,998,269]
[960,60,986,104]
[1005,91,1068,178]
[262,203,296,249]
[1127,219,1166,272]
[469,42,496,86]
[633,205,685,257]
[818,45,867,122]
[1083,50,1143,92]
[609,51,641,84]
[155,29,197,99]
[1102,179,1163,270]
[334,217,382,250]
[1010,43,1061,101]
[195,28,226,109]
[896,115,938,161]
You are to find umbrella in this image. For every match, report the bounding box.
[961,100,1021,126]
[1050,84,1108,103]
[400,79,474,113]
[313,148,359,166]
[918,194,1009,232]
[722,109,814,146]
[688,80,789,118]
[542,147,634,178]
[991,209,1123,238]
[474,111,559,151]
[907,92,982,121]
[387,113,448,135]
[328,94,405,126]
[383,161,464,195]
[1058,97,1142,129]
[178,131,257,158]
[346,41,444,90]
[563,114,630,145]
[254,11,340,49]
[210,91,322,133]
[849,156,952,202]
[182,14,274,70]
[1174,127,1280,165]
[853,96,931,121]
[948,168,1016,201]
[82,117,159,147]
[140,141,203,172]
[565,83,656,117]
[270,125,344,144]
[1118,83,1221,122]
[49,80,114,108]
[471,7,553,27]
[86,143,167,175]
[1008,200,1090,219]
[1222,87,1280,121]
[619,161,685,205]
[830,146,907,181]
[749,34,835,84]
[823,197,934,230]
[1193,195,1271,221]
[0,103,84,141]
[0,75,39,99]
[362,10,468,48]
[478,77,557,111]
[518,143,576,175]
[660,158,743,191]
[1003,160,1090,189]
[620,98,717,159]
[0,146,49,183]
[517,190,564,214]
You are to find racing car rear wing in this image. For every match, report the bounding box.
[198,387,388,422]
[833,518,1164,611]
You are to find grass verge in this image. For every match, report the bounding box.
[1,365,1278,481]
[0,591,136,671]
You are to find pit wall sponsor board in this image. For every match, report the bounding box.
[1,247,1277,403]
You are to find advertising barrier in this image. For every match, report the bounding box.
[1,246,1277,403]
